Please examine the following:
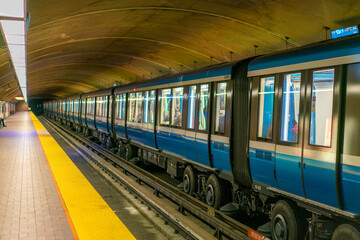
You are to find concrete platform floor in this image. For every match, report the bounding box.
[0,112,74,240]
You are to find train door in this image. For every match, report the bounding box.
[249,75,278,188]
[195,83,211,167]
[143,90,156,148]
[275,72,305,197]
[185,85,197,162]
[107,95,112,133]
[157,87,185,156]
[210,81,232,173]
[81,98,86,126]
[127,92,143,143]
[302,68,339,207]
[114,93,126,139]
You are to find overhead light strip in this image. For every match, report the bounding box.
[0,0,27,102]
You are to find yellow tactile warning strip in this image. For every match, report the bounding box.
[30,112,136,240]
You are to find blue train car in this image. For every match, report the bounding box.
[111,63,233,181]
[247,35,360,239]
[44,34,360,239]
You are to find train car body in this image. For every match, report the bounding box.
[247,36,360,216]
[44,34,360,239]
[112,63,234,180]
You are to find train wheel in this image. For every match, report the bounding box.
[125,144,135,161]
[205,174,228,209]
[332,224,360,240]
[271,200,307,240]
[118,142,126,157]
[183,165,197,195]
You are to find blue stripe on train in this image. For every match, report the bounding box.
[156,130,186,157]
[156,131,231,172]
[341,164,360,214]
[114,124,126,139]
[86,117,95,129]
[249,148,339,208]
[303,158,338,208]
[275,152,303,197]
[249,147,277,188]
[127,126,144,144]
[211,141,231,173]
[96,120,108,133]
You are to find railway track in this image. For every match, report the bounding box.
[41,116,268,240]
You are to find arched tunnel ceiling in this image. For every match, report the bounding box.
[1,0,360,102]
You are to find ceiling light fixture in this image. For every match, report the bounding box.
[0,0,27,102]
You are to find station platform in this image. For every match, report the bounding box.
[0,112,136,240]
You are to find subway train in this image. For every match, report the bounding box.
[44,34,360,239]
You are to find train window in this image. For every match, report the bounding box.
[115,95,120,118]
[215,82,227,133]
[87,98,94,115]
[309,69,334,147]
[188,85,196,129]
[108,96,112,118]
[121,94,126,119]
[74,100,78,114]
[128,93,136,122]
[281,73,301,143]
[115,95,121,119]
[144,91,149,123]
[96,97,103,116]
[135,92,143,123]
[198,84,209,131]
[160,89,171,125]
[82,99,86,115]
[116,94,126,119]
[149,90,156,124]
[171,87,183,127]
[103,96,108,117]
[258,76,275,139]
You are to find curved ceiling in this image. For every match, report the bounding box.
[1,0,360,102]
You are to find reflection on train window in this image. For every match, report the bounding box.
[82,99,86,114]
[96,97,101,116]
[62,102,66,114]
[115,94,123,119]
[258,76,275,139]
[144,91,149,123]
[96,96,107,117]
[188,85,196,129]
[281,73,301,143]
[108,96,112,117]
[171,87,183,127]
[74,100,79,114]
[128,93,136,122]
[149,90,156,124]
[160,89,171,125]
[103,96,108,117]
[198,84,209,131]
[310,69,334,147]
[87,98,95,115]
[215,82,227,133]
[136,92,143,123]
